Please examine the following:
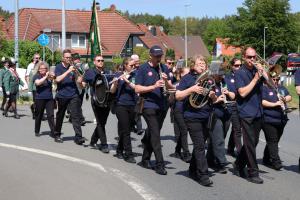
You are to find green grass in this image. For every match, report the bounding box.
[285,83,299,109]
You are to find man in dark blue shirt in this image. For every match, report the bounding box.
[294,68,300,172]
[233,47,266,184]
[54,49,85,145]
[78,54,113,154]
[135,45,174,175]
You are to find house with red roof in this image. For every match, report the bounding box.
[214,38,241,57]
[2,5,144,58]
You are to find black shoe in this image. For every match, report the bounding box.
[170,152,182,159]
[114,152,124,159]
[248,176,263,184]
[137,130,144,135]
[227,149,237,157]
[155,166,167,175]
[35,132,40,137]
[137,160,152,169]
[216,166,227,174]
[14,114,20,119]
[188,169,197,180]
[90,142,97,148]
[272,163,283,170]
[54,136,63,143]
[182,152,192,163]
[81,120,86,126]
[3,112,8,117]
[74,137,86,145]
[198,178,213,187]
[124,156,136,164]
[0,107,4,111]
[100,145,109,153]
[232,163,248,178]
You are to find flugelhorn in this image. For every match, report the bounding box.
[158,63,176,96]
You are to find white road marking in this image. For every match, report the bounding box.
[0,142,163,200]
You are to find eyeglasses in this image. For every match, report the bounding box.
[129,65,134,67]
[39,68,47,70]
[272,78,280,81]
[96,59,104,62]
[34,57,40,60]
[64,57,72,59]
[246,55,256,59]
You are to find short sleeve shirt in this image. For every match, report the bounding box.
[234,65,263,118]
[177,72,212,120]
[55,63,79,98]
[135,62,170,110]
[295,69,300,86]
[32,73,53,99]
[115,71,137,106]
[262,85,289,123]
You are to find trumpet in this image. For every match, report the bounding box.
[250,54,276,89]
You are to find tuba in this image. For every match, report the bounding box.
[189,69,215,109]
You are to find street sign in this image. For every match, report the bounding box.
[37,33,49,46]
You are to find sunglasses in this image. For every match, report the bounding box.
[97,59,104,62]
[129,65,134,67]
[272,78,280,81]
[246,55,256,59]
[167,62,174,65]
[34,57,40,59]
[233,64,241,67]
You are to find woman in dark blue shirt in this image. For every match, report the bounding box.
[33,62,55,137]
[110,58,137,163]
[176,55,216,186]
[262,74,291,170]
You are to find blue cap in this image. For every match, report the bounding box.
[149,45,164,56]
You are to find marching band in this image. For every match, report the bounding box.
[0,45,299,187]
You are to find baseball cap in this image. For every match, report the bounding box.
[149,45,164,57]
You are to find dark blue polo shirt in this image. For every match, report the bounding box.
[83,68,114,96]
[213,82,230,119]
[135,62,170,110]
[295,69,300,86]
[55,63,79,98]
[224,72,237,94]
[115,71,136,106]
[32,74,53,100]
[235,65,263,118]
[177,72,212,120]
[262,85,289,123]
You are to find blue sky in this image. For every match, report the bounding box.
[1,0,300,18]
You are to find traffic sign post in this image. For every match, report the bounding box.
[37,33,50,61]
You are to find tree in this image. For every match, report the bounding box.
[0,6,13,20]
[165,48,175,59]
[228,0,300,56]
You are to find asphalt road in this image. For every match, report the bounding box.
[0,101,299,200]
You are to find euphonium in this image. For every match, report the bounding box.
[189,70,215,109]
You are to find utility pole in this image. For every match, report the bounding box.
[62,0,66,51]
[184,4,191,68]
[263,26,268,60]
[14,0,19,68]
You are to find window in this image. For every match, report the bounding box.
[71,34,86,48]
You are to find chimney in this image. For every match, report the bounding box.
[96,2,100,10]
[110,4,116,11]
[149,26,157,36]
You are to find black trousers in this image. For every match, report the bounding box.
[262,122,285,164]
[235,117,262,177]
[54,96,82,138]
[185,118,209,179]
[115,105,135,156]
[173,108,189,154]
[207,117,229,166]
[35,99,55,134]
[1,87,8,109]
[227,104,242,154]
[67,90,85,122]
[141,108,168,166]
[90,99,110,145]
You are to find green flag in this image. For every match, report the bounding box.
[88,0,101,60]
